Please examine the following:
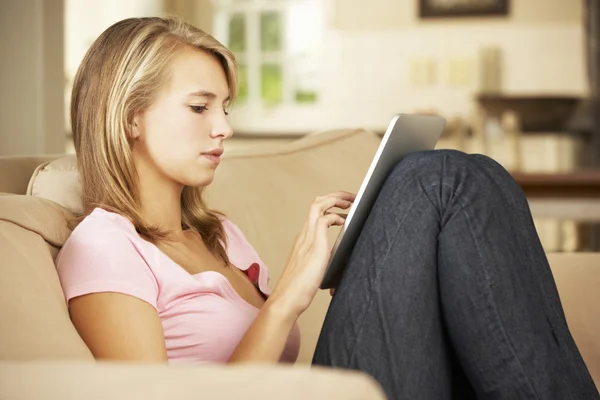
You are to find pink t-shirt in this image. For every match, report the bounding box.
[56,208,301,364]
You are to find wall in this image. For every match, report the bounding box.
[1,0,584,150]
[164,0,214,33]
[65,0,162,80]
[332,0,582,30]
[226,0,587,134]
[0,0,65,156]
[64,1,163,87]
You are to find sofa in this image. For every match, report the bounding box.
[0,128,598,398]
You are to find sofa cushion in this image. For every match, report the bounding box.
[0,194,73,248]
[0,195,92,360]
[0,361,385,400]
[547,253,600,388]
[27,155,82,214]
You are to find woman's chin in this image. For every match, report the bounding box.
[182,170,215,187]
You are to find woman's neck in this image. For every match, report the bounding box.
[139,183,183,233]
[135,156,184,234]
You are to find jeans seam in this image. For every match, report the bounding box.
[471,155,597,397]
[474,156,561,326]
[454,187,541,399]
[346,190,425,367]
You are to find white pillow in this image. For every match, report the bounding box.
[27,155,83,214]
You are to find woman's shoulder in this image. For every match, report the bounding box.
[74,207,138,239]
[219,217,247,242]
[56,208,160,306]
[60,207,144,257]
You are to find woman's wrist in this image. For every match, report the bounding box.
[263,294,300,324]
[228,294,298,364]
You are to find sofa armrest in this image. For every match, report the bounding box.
[0,361,386,400]
[547,252,600,390]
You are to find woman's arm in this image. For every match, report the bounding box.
[227,298,296,363]
[71,289,294,364]
[228,191,354,363]
[69,292,168,362]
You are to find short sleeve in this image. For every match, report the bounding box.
[56,225,159,310]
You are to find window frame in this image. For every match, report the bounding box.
[214,0,324,119]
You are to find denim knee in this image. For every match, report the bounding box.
[382,149,518,203]
[389,150,509,181]
[386,149,471,183]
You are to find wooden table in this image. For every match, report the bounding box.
[511,170,600,250]
[512,171,600,199]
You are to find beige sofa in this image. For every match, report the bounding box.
[0,128,598,398]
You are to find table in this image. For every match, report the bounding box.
[511,171,600,250]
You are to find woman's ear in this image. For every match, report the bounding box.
[130,114,142,139]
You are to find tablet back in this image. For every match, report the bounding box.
[320,114,446,289]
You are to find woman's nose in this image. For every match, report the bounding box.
[211,116,233,139]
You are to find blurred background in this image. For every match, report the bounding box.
[1,0,599,251]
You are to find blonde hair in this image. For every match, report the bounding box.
[71,16,236,264]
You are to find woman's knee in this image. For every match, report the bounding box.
[387,150,476,182]
[385,149,518,195]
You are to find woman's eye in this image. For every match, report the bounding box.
[190,105,208,113]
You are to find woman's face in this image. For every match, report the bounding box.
[132,46,233,188]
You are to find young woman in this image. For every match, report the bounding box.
[57,17,599,399]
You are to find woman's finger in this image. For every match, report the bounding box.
[325,212,348,219]
[312,192,356,211]
[318,196,353,210]
[326,191,356,202]
[317,213,346,228]
[309,198,352,228]
[312,213,345,244]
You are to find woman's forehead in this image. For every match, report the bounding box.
[165,47,229,100]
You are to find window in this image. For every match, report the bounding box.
[214,0,323,110]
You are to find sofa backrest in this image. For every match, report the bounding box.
[0,194,93,360]
[205,129,382,362]
[0,129,382,364]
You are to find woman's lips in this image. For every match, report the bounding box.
[202,154,221,165]
[202,147,223,165]
[201,148,223,165]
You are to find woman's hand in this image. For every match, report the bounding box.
[230,191,354,363]
[267,191,355,318]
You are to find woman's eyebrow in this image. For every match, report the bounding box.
[187,90,230,102]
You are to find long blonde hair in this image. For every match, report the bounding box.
[71,17,236,264]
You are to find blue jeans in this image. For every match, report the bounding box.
[312,150,599,399]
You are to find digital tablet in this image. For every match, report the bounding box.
[320,114,446,289]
